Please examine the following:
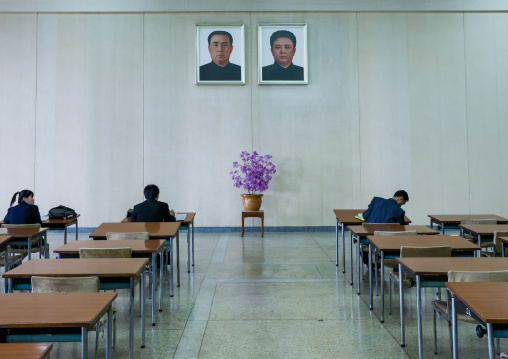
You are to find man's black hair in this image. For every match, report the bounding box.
[207,30,233,46]
[269,30,297,48]
[393,190,409,202]
[144,184,160,200]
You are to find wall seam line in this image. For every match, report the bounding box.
[33,13,39,191]
[356,12,362,206]
[462,12,472,213]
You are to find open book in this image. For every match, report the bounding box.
[175,214,187,221]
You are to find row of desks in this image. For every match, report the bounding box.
[0,214,196,359]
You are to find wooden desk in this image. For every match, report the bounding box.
[447,282,508,359]
[395,257,508,358]
[42,214,80,244]
[0,343,53,359]
[367,235,479,322]
[458,224,508,247]
[348,225,438,294]
[122,212,197,272]
[0,228,49,260]
[54,239,164,325]
[0,292,116,359]
[241,211,264,237]
[332,209,412,272]
[498,236,508,257]
[428,214,508,234]
[3,258,146,358]
[90,222,180,297]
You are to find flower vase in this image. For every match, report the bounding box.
[241,194,263,211]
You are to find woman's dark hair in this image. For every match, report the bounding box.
[144,184,159,200]
[10,190,34,207]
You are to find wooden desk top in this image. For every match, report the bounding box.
[2,258,148,279]
[0,343,53,359]
[396,257,508,276]
[446,282,508,324]
[54,239,165,254]
[0,292,117,328]
[0,235,11,248]
[90,222,180,239]
[428,214,508,224]
[367,235,480,252]
[458,224,508,236]
[349,224,437,236]
[121,212,195,224]
[41,215,80,227]
[333,209,411,225]
[498,237,508,244]
[0,228,48,238]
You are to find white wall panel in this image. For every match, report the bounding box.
[143,13,253,227]
[35,14,144,226]
[406,13,470,223]
[0,15,36,214]
[464,13,508,215]
[251,13,360,226]
[357,14,412,211]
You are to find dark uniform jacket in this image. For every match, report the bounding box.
[200,61,241,81]
[131,199,176,222]
[3,202,42,225]
[262,62,304,81]
[362,197,405,225]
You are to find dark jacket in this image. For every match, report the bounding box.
[131,199,176,222]
[362,197,405,225]
[199,61,241,81]
[3,202,42,225]
[262,62,304,81]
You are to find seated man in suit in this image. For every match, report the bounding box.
[362,190,409,225]
[131,184,176,222]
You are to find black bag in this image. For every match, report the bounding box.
[48,205,77,219]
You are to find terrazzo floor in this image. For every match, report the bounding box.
[0,228,499,358]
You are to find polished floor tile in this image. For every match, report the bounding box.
[0,229,501,358]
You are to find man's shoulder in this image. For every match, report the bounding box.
[227,62,241,70]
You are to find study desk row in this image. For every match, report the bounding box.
[0,292,115,359]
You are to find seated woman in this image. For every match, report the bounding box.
[3,190,42,225]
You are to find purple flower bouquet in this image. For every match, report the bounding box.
[230,151,276,194]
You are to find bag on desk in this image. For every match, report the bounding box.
[48,205,77,219]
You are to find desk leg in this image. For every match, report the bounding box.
[81,327,89,359]
[349,232,353,285]
[369,244,373,310]
[151,253,156,325]
[503,242,505,257]
[191,219,195,266]
[169,238,174,297]
[380,252,384,323]
[357,236,361,295]
[64,226,68,245]
[335,218,339,266]
[76,220,79,241]
[140,270,145,347]
[342,223,346,273]
[187,226,191,273]
[176,231,180,287]
[241,215,245,237]
[106,305,113,359]
[27,238,32,260]
[45,232,49,259]
[159,248,163,312]
[129,277,134,359]
[487,323,495,359]
[416,275,423,359]
[478,235,482,256]
[399,263,405,347]
[451,296,458,359]
[3,246,8,293]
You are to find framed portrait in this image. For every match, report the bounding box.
[196,24,245,85]
[258,23,308,85]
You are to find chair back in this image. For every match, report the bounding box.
[106,232,149,240]
[1,223,41,228]
[400,245,452,258]
[32,276,100,293]
[374,230,417,236]
[460,219,497,225]
[79,247,133,258]
[494,231,508,256]
[448,270,508,283]
[362,222,400,228]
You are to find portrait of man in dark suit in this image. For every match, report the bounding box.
[197,26,245,84]
[259,24,308,84]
